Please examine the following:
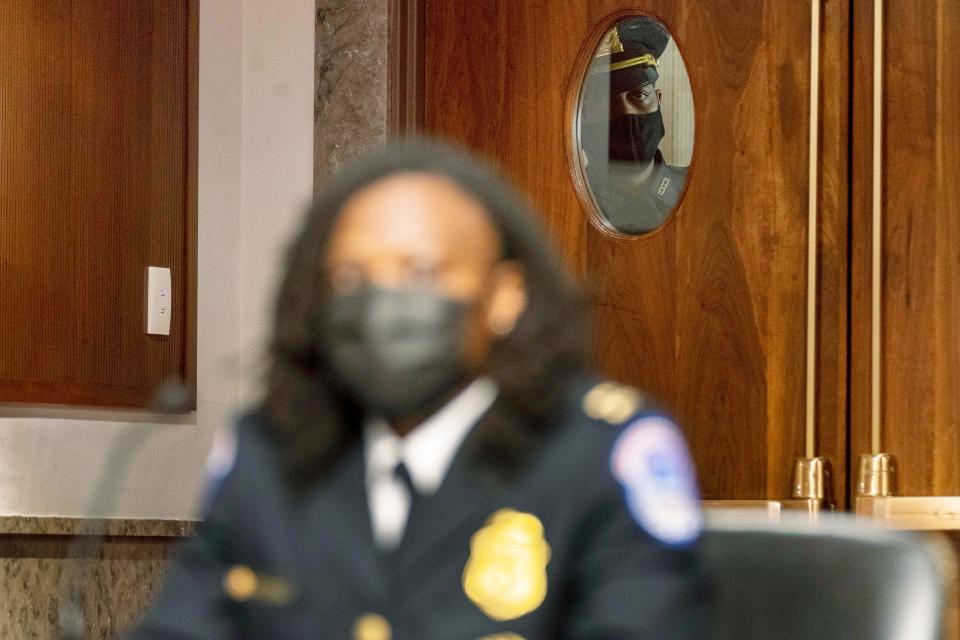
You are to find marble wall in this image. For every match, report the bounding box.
[0,518,194,639]
[314,0,390,180]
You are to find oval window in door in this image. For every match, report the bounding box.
[573,14,695,237]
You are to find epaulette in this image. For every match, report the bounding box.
[581,381,646,425]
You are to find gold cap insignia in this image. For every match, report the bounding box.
[595,24,660,72]
[607,52,659,72]
[462,509,551,621]
[582,382,644,424]
[595,26,625,57]
[353,613,392,640]
[478,635,526,640]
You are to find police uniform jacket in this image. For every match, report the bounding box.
[130,378,709,640]
[590,151,687,234]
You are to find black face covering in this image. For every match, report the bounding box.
[608,110,665,163]
[323,286,471,419]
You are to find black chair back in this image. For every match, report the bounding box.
[701,511,950,640]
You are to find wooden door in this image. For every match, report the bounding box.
[417,0,849,504]
[850,1,960,508]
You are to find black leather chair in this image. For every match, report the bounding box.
[701,511,951,640]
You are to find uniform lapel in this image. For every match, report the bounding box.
[302,444,384,602]
[391,436,502,579]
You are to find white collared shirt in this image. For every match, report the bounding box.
[362,378,498,549]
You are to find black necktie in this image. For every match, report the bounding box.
[388,462,418,551]
[393,461,417,499]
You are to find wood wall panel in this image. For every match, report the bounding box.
[851,1,960,497]
[0,1,195,408]
[423,0,848,502]
[849,0,875,501]
[423,0,590,274]
[0,2,78,387]
[815,0,851,508]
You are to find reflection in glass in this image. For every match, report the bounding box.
[577,16,694,235]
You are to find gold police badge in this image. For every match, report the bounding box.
[462,509,551,621]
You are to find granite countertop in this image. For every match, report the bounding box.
[0,516,197,537]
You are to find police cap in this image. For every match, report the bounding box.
[594,16,670,94]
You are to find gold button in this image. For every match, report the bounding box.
[223,564,257,602]
[354,613,391,640]
[602,386,641,424]
[583,382,616,419]
[583,382,643,424]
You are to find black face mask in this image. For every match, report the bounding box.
[608,110,665,163]
[322,286,471,419]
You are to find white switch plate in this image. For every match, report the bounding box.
[146,266,172,336]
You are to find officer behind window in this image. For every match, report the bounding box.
[130,140,710,640]
[581,16,689,234]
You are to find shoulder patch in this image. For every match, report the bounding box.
[582,382,645,424]
[609,415,702,546]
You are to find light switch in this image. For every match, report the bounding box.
[146,266,172,336]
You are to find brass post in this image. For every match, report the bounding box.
[791,456,833,502]
[857,453,896,497]
[783,457,834,522]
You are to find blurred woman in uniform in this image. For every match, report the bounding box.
[131,139,709,639]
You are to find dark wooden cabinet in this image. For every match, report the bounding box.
[0,0,197,408]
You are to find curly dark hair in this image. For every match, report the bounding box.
[261,139,590,484]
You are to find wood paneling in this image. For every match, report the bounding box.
[423,0,590,274]
[815,0,851,508]
[849,0,877,502]
[422,0,848,502]
[851,1,960,497]
[0,0,196,408]
[588,1,824,502]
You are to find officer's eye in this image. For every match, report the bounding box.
[404,258,443,286]
[328,262,367,294]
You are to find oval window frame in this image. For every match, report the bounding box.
[565,10,698,241]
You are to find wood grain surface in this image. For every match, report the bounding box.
[851,0,960,498]
[423,0,590,274]
[0,0,196,408]
[422,0,848,502]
